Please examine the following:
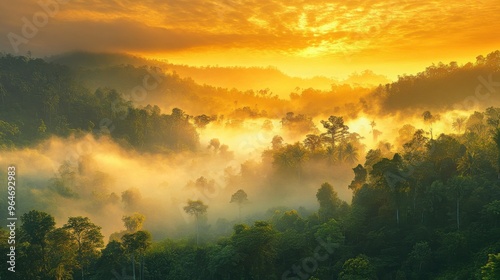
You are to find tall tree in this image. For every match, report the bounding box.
[271,135,284,150]
[122,230,152,280]
[303,134,323,152]
[341,142,359,164]
[316,182,342,222]
[407,241,431,276]
[122,213,146,233]
[348,164,367,192]
[46,228,78,280]
[20,210,56,277]
[446,176,473,230]
[183,200,208,246]
[320,116,349,148]
[371,154,406,225]
[63,216,104,280]
[452,117,466,134]
[230,189,249,221]
[273,143,308,181]
[422,111,440,140]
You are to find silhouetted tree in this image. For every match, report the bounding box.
[183,200,208,246]
[63,216,104,280]
[230,189,249,221]
[320,116,349,148]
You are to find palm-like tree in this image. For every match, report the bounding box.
[452,117,466,134]
[325,146,338,165]
[342,143,359,165]
[183,200,208,246]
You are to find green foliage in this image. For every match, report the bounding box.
[316,182,342,222]
[314,219,345,249]
[0,55,199,152]
[63,216,104,279]
[339,254,377,280]
[21,210,55,247]
[122,213,146,232]
[482,253,500,279]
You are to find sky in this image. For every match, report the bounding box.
[1,0,499,79]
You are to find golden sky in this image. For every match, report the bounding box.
[1,0,499,79]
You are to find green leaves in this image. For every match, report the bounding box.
[21,210,55,246]
[184,200,208,218]
[339,254,377,280]
[316,182,342,222]
[122,230,152,255]
[482,253,500,280]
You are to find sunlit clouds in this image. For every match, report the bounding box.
[1,0,499,78]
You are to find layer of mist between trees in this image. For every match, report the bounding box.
[3,104,500,278]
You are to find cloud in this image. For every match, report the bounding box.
[1,0,499,78]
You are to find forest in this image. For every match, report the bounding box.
[1,51,500,280]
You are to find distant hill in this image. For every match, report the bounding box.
[48,52,389,98]
[365,50,500,116]
[47,51,500,120]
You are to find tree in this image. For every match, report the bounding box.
[320,116,349,148]
[466,111,487,136]
[63,216,104,280]
[316,182,342,222]
[313,219,345,274]
[482,253,500,280]
[122,213,146,233]
[183,200,208,246]
[273,142,308,181]
[348,164,367,192]
[407,241,431,276]
[230,189,248,221]
[194,114,214,128]
[231,221,277,278]
[93,240,127,280]
[339,254,377,280]
[370,154,406,226]
[20,210,56,277]
[122,230,152,280]
[341,142,359,164]
[452,117,466,134]
[46,228,78,280]
[110,213,146,243]
[271,135,284,150]
[422,111,440,139]
[486,107,500,129]
[493,128,500,179]
[304,134,323,152]
[446,176,474,230]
